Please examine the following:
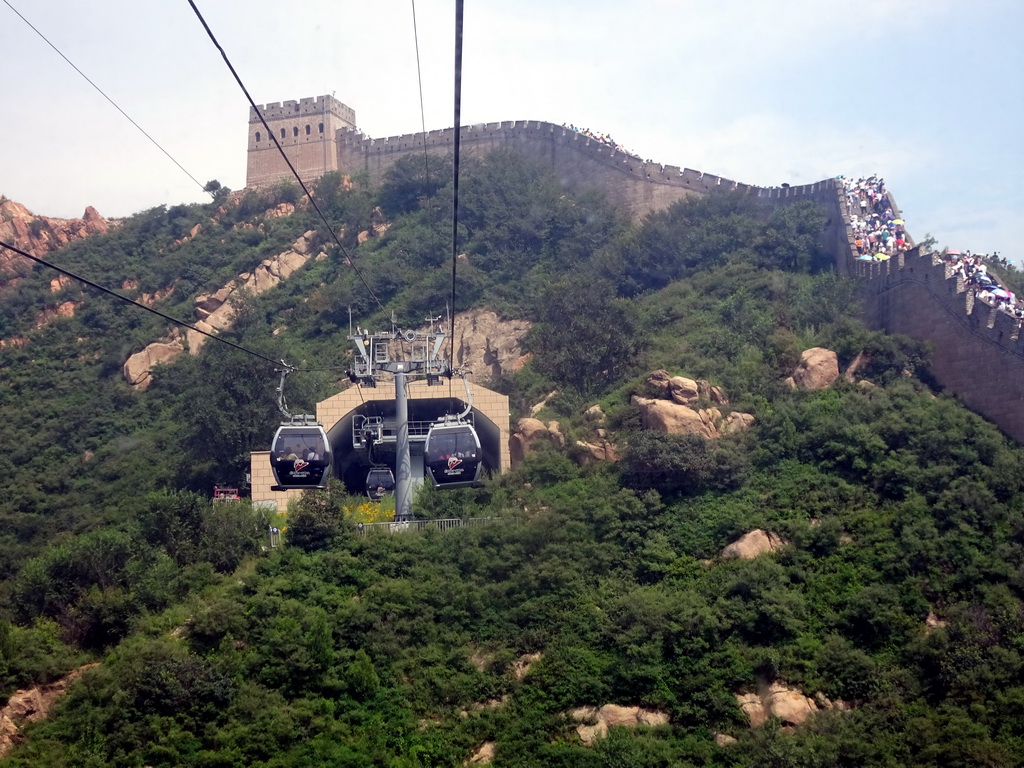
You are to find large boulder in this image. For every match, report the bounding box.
[788,348,840,390]
[123,337,186,389]
[721,411,755,434]
[631,396,720,439]
[644,370,729,406]
[575,438,620,465]
[571,704,670,745]
[721,529,785,559]
[467,741,496,764]
[509,418,551,468]
[735,683,823,729]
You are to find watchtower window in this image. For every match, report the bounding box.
[319,123,324,134]
[293,126,299,137]
[255,131,261,142]
[280,128,286,139]
[305,124,311,135]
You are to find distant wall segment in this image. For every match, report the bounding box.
[858,248,1024,442]
[242,97,1024,443]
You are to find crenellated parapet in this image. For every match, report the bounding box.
[333,119,851,229]
[860,244,1024,441]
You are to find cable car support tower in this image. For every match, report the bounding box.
[347,314,450,521]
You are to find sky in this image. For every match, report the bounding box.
[2,0,1022,260]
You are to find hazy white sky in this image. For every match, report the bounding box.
[2,0,1021,259]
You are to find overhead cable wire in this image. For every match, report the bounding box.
[0,240,347,374]
[448,0,464,398]
[185,0,388,318]
[2,0,210,196]
[0,238,288,366]
[411,0,442,273]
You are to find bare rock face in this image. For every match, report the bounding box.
[530,389,558,415]
[645,370,729,406]
[584,404,606,424]
[509,419,552,468]
[925,611,948,633]
[0,199,112,271]
[736,683,826,729]
[766,684,818,725]
[512,652,542,681]
[1,664,99,758]
[632,396,720,439]
[467,741,496,765]
[575,438,620,465]
[185,230,322,353]
[446,309,532,382]
[123,335,186,389]
[790,348,840,391]
[721,412,755,434]
[736,693,768,728]
[547,421,566,448]
[571,704,670,745]
[721,529,785,560]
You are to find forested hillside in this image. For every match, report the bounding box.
[2,149,1023,767]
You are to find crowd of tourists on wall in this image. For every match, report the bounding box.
[945,250,1024,324]
[562,124,638,158]
[842,176,910,261]
[843,174,1023,328]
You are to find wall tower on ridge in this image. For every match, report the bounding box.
[246,95,357,190]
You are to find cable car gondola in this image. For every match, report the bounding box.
[270,419,333,490]
[366,466,396,501]
[424,419,482,488]
[269,367,332,490]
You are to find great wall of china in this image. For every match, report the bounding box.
[243,96,1024,442]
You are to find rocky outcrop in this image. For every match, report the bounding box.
[570,704,670,745]
[466,741,496,765]
[546,421,566,448]
[123,333,186,389]
[721,411,755,434]
[635,371,752,439]
[1,664,99,757]
[575,436,620,465]
[576,421,620,465]
[182,230,323,353]
[645,370,728,406]
[736,683,847,729]
[530,389,558,415]
[721,529,786,559]
[631,396,721,439]
[445,309,532,383]
[512,652,541,681]
[786,348,840,391]
[509,419,557,467]
[0,199,112,270]
[925,611,947,633]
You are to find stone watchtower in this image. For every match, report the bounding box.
[245,95,356,190]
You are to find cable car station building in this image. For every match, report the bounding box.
[250,380,510,510]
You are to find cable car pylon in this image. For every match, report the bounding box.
[346,313,449,521]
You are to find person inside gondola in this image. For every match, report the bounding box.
[305,447,320,462]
